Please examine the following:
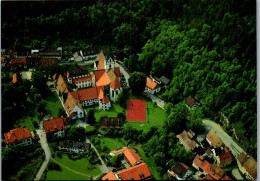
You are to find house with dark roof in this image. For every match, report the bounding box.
[43,116,67,139]
[39,51,62,60]
[159,75,170,85]
[146,77,161,94]
[59,141,91,153]
[67,68,93,89]
[167,162,193,180]
[237,152,257,180]
[4,127,33,148]
[185,96,200,110]
[100,117,124,131]
[102,163,152,180]
[206,129,223,148]
[176,130,199,151]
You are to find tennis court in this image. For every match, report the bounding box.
[127,99,146,122]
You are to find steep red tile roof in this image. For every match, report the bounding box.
[110,78,121,89]
[243,157,257,180]
[101,97,110,103]
[206,129,223,148]
[72,75,92,84]
[43,116,66,134]
[219,147,233,163]
[116,163,151,180]
[94,70,106,81]
[220,175,232,180]
[146,77,157,90]
[96,71,111,87]
[176,130,197,150]
[9,58,27,65]
[193,154,225,180]
[56,75,72,93]
[114,67,120,77]
[123,148,144,166]
[64,93,83,116]
[70,87,98,102]
[185,96,198,108]
[238,152,248,165]
[96,51,106,70]
[102,171,118,180]
[4,127,32,144]
[110,147,128,155]
[97,86,105,100]
[1,56,5,63]
[205,174,215,180]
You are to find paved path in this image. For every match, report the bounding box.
[34,122,51,180]
[144,91,166,110]
[86,138,109,173]
[202,120,246,158]
[72,119,89,128]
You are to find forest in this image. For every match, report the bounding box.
[1,0,256,171]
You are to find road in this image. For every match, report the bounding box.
[86,138,109,173]
[34,122,51,180]
[202,119,246,158]
[144,91,166,109]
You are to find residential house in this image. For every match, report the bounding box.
[237,152,257,180]
[67,68,92,89]
[167,162,193,180]
[43,116,67,139]
[146,77,161,94]
[64,93,84,119]
[110,147,128,157]
[4,127,33,148]
[185,96,200,110]
[206,129,223,148]
[59,141,91,153]
[56,74,73,102]
[176,130,199,151]
[100,117,124,131]
[216,147,234,168]
[192,154,231,180]
[102,163,152,180]
[123,148,144,167]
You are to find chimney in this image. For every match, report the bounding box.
[51,116,54,119]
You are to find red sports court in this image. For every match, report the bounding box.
[127,99,146,122]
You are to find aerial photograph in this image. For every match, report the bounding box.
[1,0,257,180]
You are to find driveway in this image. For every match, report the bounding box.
[34,126,51,180]
[72,119,89,128]
[202,120,246,158]
[145,91,166,109]
[86,138,109,173]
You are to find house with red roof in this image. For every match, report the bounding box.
[176,130,199,151]
[237,152,257,180]
[43,116,67,139]
[102,163,152,180]
[123,148,144,166]
[216,147,234,168]
[146,77,161,94]
[185,96,200,110]
[4,127,33,148]
[193,154,231,180]
[110,147,128,156]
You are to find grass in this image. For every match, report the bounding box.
[100,137,126,151]
[44,93,64,118]
[85,104,125,122]
[45,154,101,180]
[86,125,96,132]
[134,145,162,180]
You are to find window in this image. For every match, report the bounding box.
[112,90,114,97]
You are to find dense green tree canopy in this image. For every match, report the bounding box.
[129,71,147,95]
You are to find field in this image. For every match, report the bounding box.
[100,137,126,151]
[45,154,101,180]
[85,103,125,122]
[44,93,64,118]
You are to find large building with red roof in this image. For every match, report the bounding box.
[43,116,67,138]
[123,148,144,166]
[4,127,33,148]
[102,163,151,180]
[216,147,234,168]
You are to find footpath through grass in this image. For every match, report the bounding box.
[45,154,101,180]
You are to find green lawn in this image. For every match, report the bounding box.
[85,104,125,122]
[100,137,126,151]
[45,154,101,180]
[125,100,167,132]
[44,93,64,118]
[134,145,162,180]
